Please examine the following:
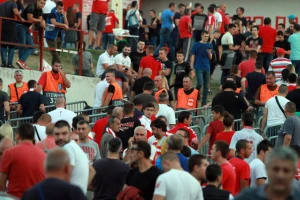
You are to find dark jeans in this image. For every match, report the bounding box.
[16,24,35,62]
[46,37,62,61]
[181,38,192,62]
[155,28,175,61]
[291,60,300,76]
[149,36,157,47]
[129,27,139,52]
[258,53,273,73]
[101,33,115,49]
[195,69,210,106]
[1,45,15,65]
[220,69,230,84]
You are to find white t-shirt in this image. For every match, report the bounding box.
[125,9,140,21]
[221,32,234,45]
[139,115,152,133]
[93,80,109,108]
[63,140,89,194]
[96,52,115,77]
[48,108,76,128]
[229,128,263,163]
[249,158,268,188]
[156,104,176,126]
[42,0,56,14]
[214,12,222,24]
[154,169,204,200]
[265,96,289,126]
[33,124,47,142]
[123,145,157,160]
[114,53,132,68]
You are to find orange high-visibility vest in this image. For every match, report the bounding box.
[103,81,124,106]
[43,71,66,105]
[8,82,28,102]
[235,88,242,94]
[177,88,199,109]
[260,84,279,102]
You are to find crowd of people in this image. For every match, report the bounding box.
[1,0,300,200]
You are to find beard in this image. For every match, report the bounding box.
[55,139,68,147]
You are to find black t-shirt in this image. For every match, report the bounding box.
[75,12,82,28]
[174,62,191,87]
[132,76,154,95]
[232,15,247,26]
[139,18,147,36]
[173,12,182,29]
[234,33,246,46]
[212,91,248,119]
[16,1,24,12]
[134,93,157,108]
[92,158,130,200]
[126,166,162,200]
[274,40,291,58]
[245,71,266,100]
[18,91,44,117]
[160,60,173,85]
[0,1,17,19]
[191,14,207,31]
[22,178,86,200]
[0,91,8,120]
[22,3,43,27]
[119,117,141,149]
[134,108,143,119]
[149,17,158,37]
[222,75,242,88]
[107,85,115,105]
[286,89,300,111]
[245,37,263,49]
[130,51,146,72]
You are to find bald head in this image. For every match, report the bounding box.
[112,107,123,119]
[0,138,14,161]
[55,96,66,107]
[38,113,52,126]
[143,68,152,78]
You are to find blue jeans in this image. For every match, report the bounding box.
[1,45,15,65]
[154,28,175,61]
[16,24,35,62]
[291,60,300,76]
[195,69,210,106]
[65,42,75,49]
[101,33,115,49]
[149,36,157,47]
[258,53,273,73]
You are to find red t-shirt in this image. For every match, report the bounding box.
[258,25,277,53]
[221,162,236,195]
[218,10,229,34]
[104,12,118,33]
[92,117,108,147]
[288,85,297,92]
[207,120,224,152]
[92,0,109,14]
[216,131,235,145]
[178,16,192,39]
[38,71,66,89]
[139,55,162,80]
[238,59,266,78]
[229,157,250,195]
[0,142,46,198]
[169,122,198,145]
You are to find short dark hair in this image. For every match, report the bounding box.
[17,123,35,141]
[32,111,45,123]
[188,154,207,172]
[51,57,61,66]
[211,105,225,116]
[297,76,300,86]
[237,7,244,13]
[277,30,284,36]
[169,2,175,8]
[266,71,275,77]
[288,73,297,83]
[222,80,237,90]
[123,102,134,115]
[278,23,285,29]
[223,111,234,127]
[108,138,122,153]
[178,111,191,123]
[106,69,116,76]
[56,1,63,7]
[178,3,185,8]
[242,112,254,126]
[177,50,184,55]
[194,3,201,8]
[72,116,84,129]
[77,120,90,127]
[150,10,156,14]
[264,17,271,25]
[201,30,209,35]
[184,9,190,15]
[28,80,36,88]
[236,139,249,153]
[131,0,137,7]
[108,116,120,126]
[257,139,272,154]
[255,61,263,69]
[54,120,71,130]
[134,140,151,159]
[294,24,300,32]
[145,102,155,109]
[206,164,222,182]
[209,4,217,8]
[143,82,154,91]
[107,105,115,116]
[251,25,259,31]
[178,128,190,138]
[228,23,236,29]
[215,140,229,158]
[133,97,143,106]
[285,101,297,113]
[208,6,214,13]
[150,118,167,132]
[249,50,258,58]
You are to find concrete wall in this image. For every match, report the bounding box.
[141,0,299,27]
[0,69,99,106]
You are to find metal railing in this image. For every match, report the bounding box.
[264,123,283,138]
[0,16,85,75]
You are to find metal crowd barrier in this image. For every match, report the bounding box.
[199,124,209,156]
[8,116,33,135]
[264,124,283,138]
[268,135,278,147]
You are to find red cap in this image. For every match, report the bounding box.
[277,48,285,56]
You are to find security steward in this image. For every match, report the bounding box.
[176,76,200,110]
[8,70,28,104]
[102,69,124,106]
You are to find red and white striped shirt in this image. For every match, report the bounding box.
[268,57,292,81]
[139,115,153,138]
[205,14,216,33]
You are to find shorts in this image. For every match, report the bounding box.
[217,33,224,46]
[89,13,106,32]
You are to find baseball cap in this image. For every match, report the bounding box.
[277,48,285,55]
[287,14,296,19]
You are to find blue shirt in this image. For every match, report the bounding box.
[161,9,174,29]
[288,33,300,60]
[191,42,213,70]
[155,153,189,171]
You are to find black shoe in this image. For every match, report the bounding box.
[1,63,7,67]
[6,64,15,68]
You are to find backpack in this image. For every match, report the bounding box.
[128,10,139,28]
[117,186,143,200]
